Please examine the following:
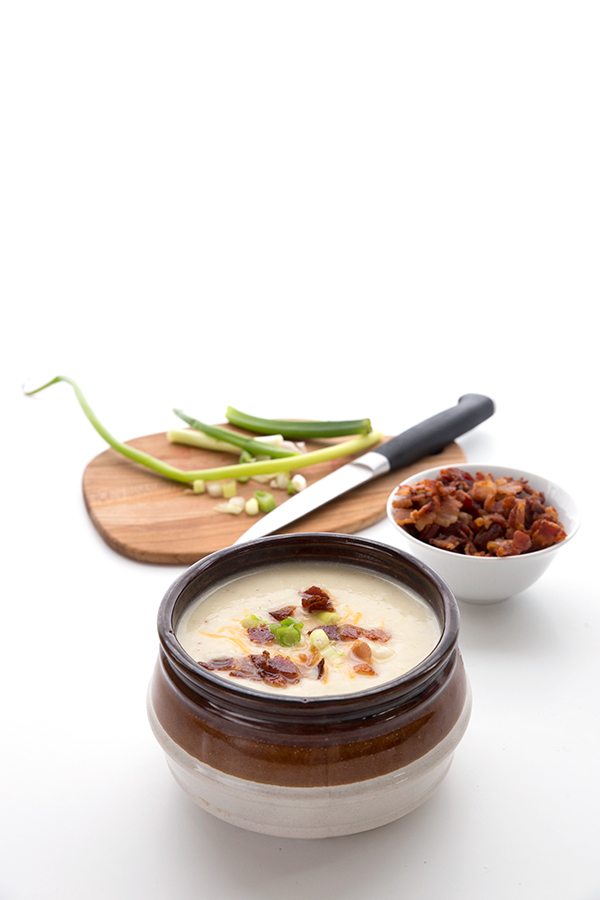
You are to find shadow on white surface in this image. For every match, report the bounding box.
[153,775,470,899]
[457,589,561,658]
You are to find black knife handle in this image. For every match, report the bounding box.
[376,393,495,472]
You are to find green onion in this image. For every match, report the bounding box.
[241,613,268,628]
[322,645,345,665]
[235,449,254,484]
[24,377,383,484]
[221,480,237,499]
[244,497,259,516]
[288,473,307,495]
[226,406,372,439]
[215,499,244,515]
[269,617,304,647]
[273,626,301,646]
[168,429,288,457]
[174,410,297,459]
[277,617,303,628]
[166,428,241,454]
[190,432,382,481]
[24,376,200,484]
[192,479,206,494]
[315,611,340,624]
[310,628,330,651]
[254,435,285,446]
[255,490,277,513]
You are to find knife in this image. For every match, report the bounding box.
[234,393,494,544]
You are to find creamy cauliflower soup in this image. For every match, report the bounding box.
[176,561,441,696]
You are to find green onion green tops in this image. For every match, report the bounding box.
[23,376,381,487]
[226,406,372,439]
[269,617,304,646]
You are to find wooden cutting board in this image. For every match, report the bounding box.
[82,431,466,564]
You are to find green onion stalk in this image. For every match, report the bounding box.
[166,429,247,454]
[24,376,383,484]
[226,406,372,439]
[187,431,382,482]
[173,409,296,459]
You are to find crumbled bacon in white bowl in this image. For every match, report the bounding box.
[391,467,567,558]
[386,465,578,604]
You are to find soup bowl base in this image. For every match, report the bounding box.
[148,687,471,839]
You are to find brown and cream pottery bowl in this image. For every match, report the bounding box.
[148,533,471,837]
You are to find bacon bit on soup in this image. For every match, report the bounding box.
[198,656,236,670]
[392,468,567,558]
[251,652,301,686]
[246,625,275,644]
[353,663,376,676]
[200,651,301,687]
[315,623,391,643]
[300,585,335,613]
[268,605,297,622]
[316,658,326,679]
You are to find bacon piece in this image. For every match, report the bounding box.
[465,541,486,556]
[268,605,297,621]
[512,530,532,553]
[495,477,528,497]
[455,489,477,514]
[200,651,301,687]
[485,539,513,557]
[530,518,567,549]
[317,623,390,642]
[507,499,527,533]
[391,468,567,558]
[418,523,440,542]
[488,530,532,556]
[474,513,508,530]
[471,477,497,505]
[200,657,235,670]
[362,627,390,642]
[473,522,503,550]
[353,663,376,676]
[439,468,474,490]
[300,585,335,613]
[543,506,560,523]
[431,535,461,551]
[227,657,260,680]
[391,485,414,509]
[251,652,301,686]
[316,658,326,680]
[436,499,461,527]
[393,509,416,527]
[526,495,546,520]
[246,625,274,644]
[318,624,355,641]
[412,501,438,531]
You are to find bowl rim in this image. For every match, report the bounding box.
[157,531,461,713]
[386,462,580,562]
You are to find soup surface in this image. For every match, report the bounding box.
[176,561,441,696]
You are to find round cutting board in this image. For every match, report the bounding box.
[82,431,466,565]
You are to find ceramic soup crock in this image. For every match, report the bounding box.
[148,533,471,838]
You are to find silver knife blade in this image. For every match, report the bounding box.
[233,451,390,544]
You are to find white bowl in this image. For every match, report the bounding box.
[386,464,579,604]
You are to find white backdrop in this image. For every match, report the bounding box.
[2,2,598,898]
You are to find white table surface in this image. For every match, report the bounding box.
[2,3,598,897]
